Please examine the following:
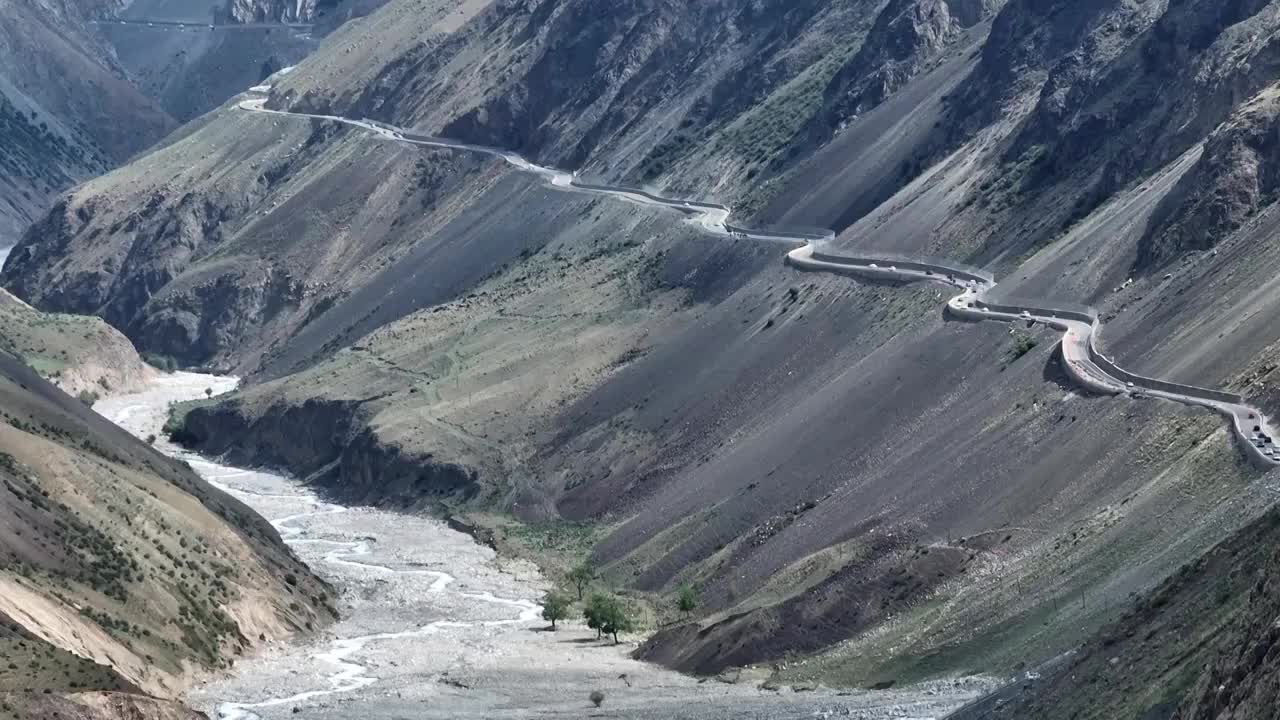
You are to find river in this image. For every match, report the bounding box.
[95,371,990,719]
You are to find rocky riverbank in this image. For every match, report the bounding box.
[104,370,992,718]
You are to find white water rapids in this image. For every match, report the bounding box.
[95,372,992,719]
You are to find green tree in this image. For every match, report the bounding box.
[584,593,633,644]
[677,584,698,619]
[583,592,608,639]
[541,592,570,630]
[569,561,596,601]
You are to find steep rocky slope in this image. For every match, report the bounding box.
[0,0,174,247]
[101,22,316,122]
[228,0,316,23]
[0,287,155,397]
[98,0,388,122]
[948,500,1280,720]
[0,346,331,718]
[14,0,1280,691]
[0,0,348,238]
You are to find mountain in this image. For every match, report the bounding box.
[98,0,327,122]
[10,0,1280,691]
[0,0,373,251]
[0,0,175,249]
[948,503,1280,720]
[0,330,331,719]
[0,285,154,397]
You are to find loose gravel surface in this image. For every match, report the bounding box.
[98,372,994,719]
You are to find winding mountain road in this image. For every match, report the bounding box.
[93,19,313,30]
[238,92,1280,470]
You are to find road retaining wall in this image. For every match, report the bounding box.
[972,298,1097,325]
[729,224,834,243]
[1085,343,1243,405]
[571,180,729,212]
[810,250,994,284]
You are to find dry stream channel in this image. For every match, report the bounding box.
[96,372,993,719]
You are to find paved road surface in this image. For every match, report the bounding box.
[93,18,313,30]
[237,92,1280,469]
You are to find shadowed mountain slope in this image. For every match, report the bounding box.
[0,0,175,247]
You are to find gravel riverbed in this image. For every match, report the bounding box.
[96,372,994,719]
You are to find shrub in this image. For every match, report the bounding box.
[77,389,99,407]
[1006,332,1039,363]
[589,690,605,708]
[677,584,698,618]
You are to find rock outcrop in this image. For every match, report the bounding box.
[227,0,316,23]
[1138,84,1280,269]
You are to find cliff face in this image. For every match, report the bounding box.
[177,395,481,506]
[924,0,1280,269]
[808,0,1002,142]
[1137,85,1280,269]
